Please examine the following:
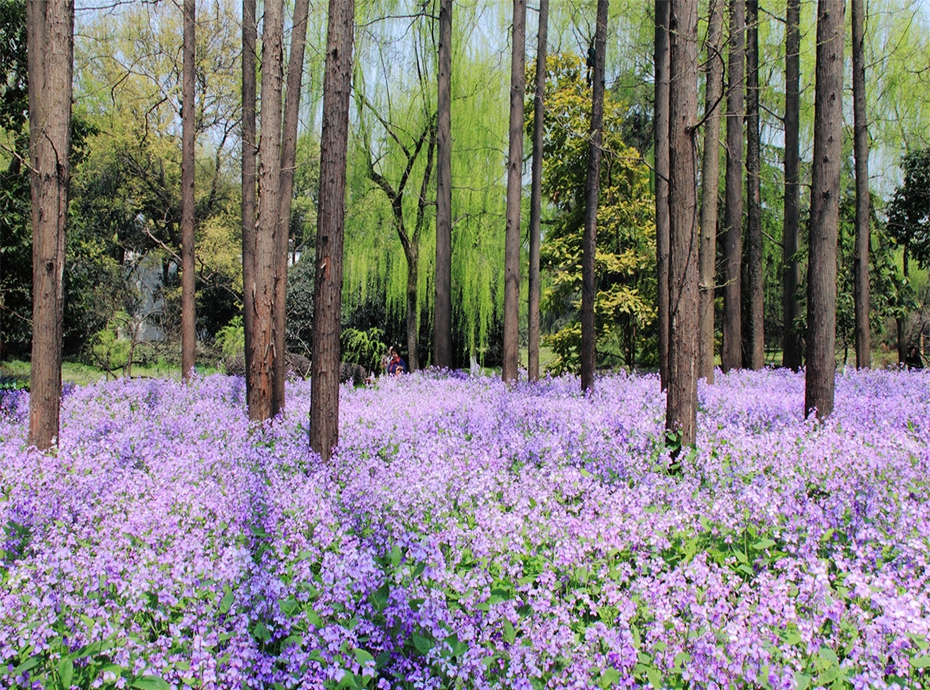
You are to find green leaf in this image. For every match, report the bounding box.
[12,656,41,676]
[794,672,812,690]
[219,588,235,615]
[251,621,271,643]
[354,648,375,666]
[58,658,74,690]
[599,667,620,688]
[336,670,358,689]
[130,676,172,690]
[502,619,516,644]
[390,545,402,568]
[412,634,433,655]
[646,666,662,688]
[280,597,299,617]
[753,538,776,550]
[911,655,930,669]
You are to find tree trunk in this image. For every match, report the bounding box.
[744,0,764,369]
[666,0,700,451]
[852,0,871,369]
[722,0,744,373]
[181,0,196,381]
[242,0,257,395]
[309,0,355,461]
[699,0,724,383]
[273,0,311,415]
[655,0,671,391]
[433,0,453,370]
[27,0,74,451]
[502,0,526,384]
[405,244,419,371]
[805,0,844,420]
[527,0,548,382]
[248,0,285,422]
[782,0,802,371]
[580,0,609,393]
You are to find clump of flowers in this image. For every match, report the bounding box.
[1,368,928,689]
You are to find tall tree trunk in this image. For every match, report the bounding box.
[699,0,724,383]
[805,0,844,419]
[27,0,74,451]
[722,0,744,373]
[744,0,763,369]
[273,0,311,414]
[502,0,526,384]
[181,0,196,381]
[852,0,871,369]
[309,0,355,461]
[242,0,257,395]
[248,0,285,422]
[527,0,548,382]
[782,0,802,370]
[655,0,671,390]
[433,0,453,370]
[666,0,700,450]
[580,0,608,393]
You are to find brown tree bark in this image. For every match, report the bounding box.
[666,0,700,450]
[433,0,453,370]
[655,0,671,391]
[580,0,608,394]
[852,0,871,369]
[27,0,74,451]
[744,0,763,369]
[782,0,802,371]
[805,0,844,419]
[248,0,285,422]
[527,0,548,382]
[309,0,355,460]
[699,0,724,383]
[272,0,311,415]
[181,0,196,381]
[502,0,526,384]
[722,0,744,373]
[242,0,257,395]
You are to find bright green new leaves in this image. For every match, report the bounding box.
[529,54,655,374]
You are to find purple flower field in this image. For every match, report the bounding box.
[1,369,929,689]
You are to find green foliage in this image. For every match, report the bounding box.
[887,148,930,268]
[90,312,133,376]
[286,255,316,356]
[341,327,385,372]
[530,54,656,374]
[215,316,245,358]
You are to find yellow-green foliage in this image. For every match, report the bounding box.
[531,54,656,374]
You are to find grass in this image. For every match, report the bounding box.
[0,358,224,388]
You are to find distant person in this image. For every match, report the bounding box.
[381,347,392,376]
[905,344,924,370]
[387,345,407,375]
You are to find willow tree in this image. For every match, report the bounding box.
[309,0,355,460]
[502,0,526,384]
[805,0,844,419]
[28,0,74,450]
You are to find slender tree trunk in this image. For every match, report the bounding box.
[744,0,763,369]
[309,0,355,461]
[580,0,608,393]
[722,0,744,373]
[852,0,871,369]
[655,0,671,390]
[527,0,548,382]
[181,0,196,381]
[502,0,526,384]
[248,0,285,422]
[405,245,419,370]
[273,0,311,414]
[666,0,700,450]
[805,0,844,419]
[434,0,453,370]
[699,0,724,383]
[782,0,802,370]
[27,0,74,451]
[896,247,908,364]
[242,0,257,394]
